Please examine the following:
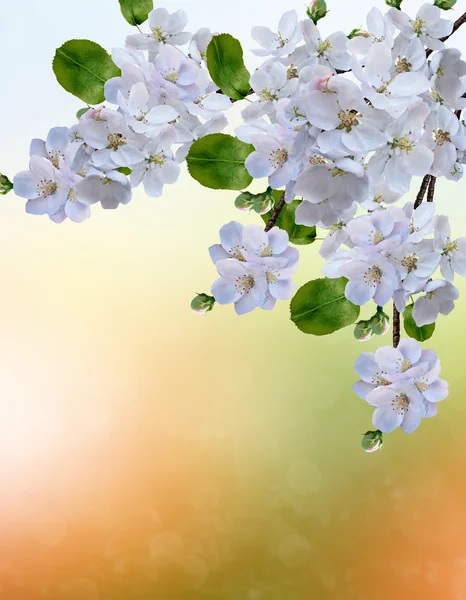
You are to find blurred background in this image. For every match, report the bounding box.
[1,0,466,598]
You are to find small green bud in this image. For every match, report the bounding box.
[191,293,215,314]
[361,430,384,453]
[354,320,373,342]
[76,107,90,119]
[348,28,370,39]
[434,0,456,9]
[235,192,255,212]
[116,167,132,176]
[306,0,328,24]
[0,173,13,195]
[385,0,403,8]
[253,191,274,215]
[368,307,390,336]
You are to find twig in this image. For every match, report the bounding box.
[264,192,286,232]
[427,176,436,203]
[426,11,466,57]
[414,175,431,209]
[393,304,400,349]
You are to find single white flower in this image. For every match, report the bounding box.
[211,259,268,315]
[126,8,191,52]
[130,130,180,197]
[189,28,213,63]
[75,170,132,210]
[421,106,460,177]
[367,380,425,434]
[340,254,399,306]
[346,207,407,252]
[390,239,439,293]
[389,4,453,51]
[301,20,351,71]
[413,279,459,326]
[251,10,302,57]
[348,7,395,56]
[434,215,466,281]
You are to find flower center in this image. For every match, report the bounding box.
[229,245,246,262]
[443,240,458,255]
[402,253,418,272]
[235,274,255,294]
[164,69,180,83]
[372,230,384,245]
[269,148,288,168]
[276,31,289,48]
[67,188,77,203]
[258,89,278,102]
[391,136,415,153]
[318,39,332,57]
[48,151,62,169]
[415,379,429,393]
[107,133,127,151]
[37,179,57,198]
[309,155,327,165]
[395,56,411,73]
[152,27,167,42]
[266,271,278,284]
[413,17,425,36]
[148,153,166,167]
[260,243,273,257]
[434,129,451,146]
[391,393,409,415]
[287,65,298,80]
[337,109,361,131]
[364,266,382,287]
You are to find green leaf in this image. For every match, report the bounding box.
[76,107,90,119]
[53,40,121,104]
[403,303,435,342]
[117,167,132,176]
[261,190,317,245]
[290,277,360,336]
[119,0,153,25]
[186,133,254,190]
[206,34,251,100]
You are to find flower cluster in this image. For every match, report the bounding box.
[353,338,448,434]
[209,222,299,314]
[13,8,230,222]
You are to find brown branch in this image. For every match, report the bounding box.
[426,11,466,57]
[393,304,400,349]
[264,192,286,232]
[414,175,431,209]
[427,176,436,203]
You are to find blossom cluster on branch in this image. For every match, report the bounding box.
[4,0,466,449]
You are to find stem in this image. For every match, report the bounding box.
[393,304,400,349]
[264,192,286,232]
[426,11,466,57]
[427,176,436,203]
[414,175,431,209]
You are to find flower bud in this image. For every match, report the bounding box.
[0,173,13,195]
[306,0,328,24]
[234,192,254,212]
[434,0,456,9]
[368,308,390,336]
[191,293,215,314]
[354,320,373,342]
[385,0,403,8]
[348,28,370,39]
[253,191,274,215]
[362,430,384,453]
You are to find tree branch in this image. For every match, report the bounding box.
[264,192,286,232]
[414,175,431,209]
[427,176,436,203]
[426,11,466,57]
[393,304,400,349]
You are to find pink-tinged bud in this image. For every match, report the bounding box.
[191,293,215,314]
[368,308,390,336]
[316,75,334,91]
[348,28,370,39]
[253,192,274,215]
[362,430,384,453]
[354,320,373,342]
[235,192,254,212]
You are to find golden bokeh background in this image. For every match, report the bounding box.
[1,1,466,598]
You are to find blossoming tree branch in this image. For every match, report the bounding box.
[3,0,466,451]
